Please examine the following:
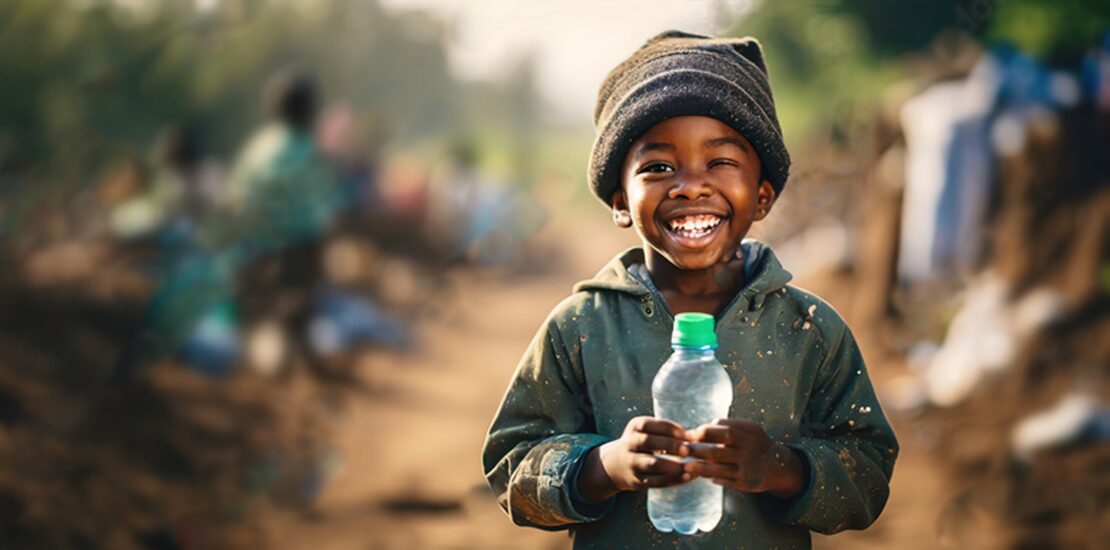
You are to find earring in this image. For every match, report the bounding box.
[613,211,631,226]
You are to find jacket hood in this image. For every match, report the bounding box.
[572,239,794,311]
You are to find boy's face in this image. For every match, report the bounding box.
[612,116,776,272]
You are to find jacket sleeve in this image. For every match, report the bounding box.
[760,320,900,534]
[481,313,614,529]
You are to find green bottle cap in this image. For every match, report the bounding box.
[671,312,717,348]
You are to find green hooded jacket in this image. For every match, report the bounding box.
[482,242,899,549]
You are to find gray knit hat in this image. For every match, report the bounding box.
[588,30,790,206]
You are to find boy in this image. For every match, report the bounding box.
[482,31,899,549]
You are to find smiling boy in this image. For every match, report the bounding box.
[482,31,898,549]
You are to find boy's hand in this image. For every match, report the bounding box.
[577,416,692,503]
[684,418,805,499]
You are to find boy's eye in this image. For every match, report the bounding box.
[638,162,673,174]
[709,159,738,169]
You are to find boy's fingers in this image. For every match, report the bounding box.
[713,418,761,429]
[686,425,741,445]
[684,425,723,443]
[686,419,763,439]
[709,477,741,489]
[630,433,689,456]
[714,418,767,439]
[685,442,740,463]
[710,469,765,490]
[683,461,737,480]
[633,454,685,476]
[635,417,687,439]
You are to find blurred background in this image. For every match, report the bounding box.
[0,0,1107,548]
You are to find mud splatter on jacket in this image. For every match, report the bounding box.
[482,242,899,549]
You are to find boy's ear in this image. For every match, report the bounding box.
[611,190,633,228]
[754,180,777,221]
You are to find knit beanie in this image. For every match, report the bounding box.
[588,30,790,206]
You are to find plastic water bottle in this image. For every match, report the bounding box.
[649,312,733,534]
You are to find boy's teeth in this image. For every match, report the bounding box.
[667,214,722,236]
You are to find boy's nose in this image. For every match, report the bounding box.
[668,171,713,200]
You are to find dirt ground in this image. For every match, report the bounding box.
[260,208,963,550]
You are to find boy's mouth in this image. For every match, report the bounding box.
[664,213,725,245]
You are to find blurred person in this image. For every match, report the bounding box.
[222,68,390,377]
[109,126,225,246]
[460,177,547,267]
[316,102,384,213]
[224,68,341,257]
[426,139,547,266]
[106,166,174,243]
[426,138,484,259]
[483,31,898,548]
[119,69,345,377]
[109,126,243,377]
